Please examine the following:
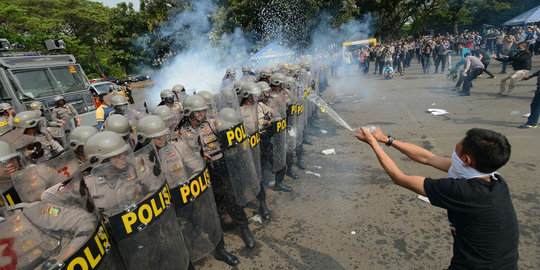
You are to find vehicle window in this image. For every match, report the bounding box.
[50,66,86,93]
[11,69,56,98]
[0,81,8,102]
[93,83,115,94]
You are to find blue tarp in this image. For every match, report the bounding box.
[250,43,294,61]
[503,5,540,26]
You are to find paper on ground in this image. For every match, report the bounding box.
[306,171,321,177]
[417,195,431,204]
[427,108,448,115]
[322,149,335,155]
[251,214,263,224]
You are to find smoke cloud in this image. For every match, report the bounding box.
[143,0,376,107]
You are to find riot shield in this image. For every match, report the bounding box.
[240,104,262,180]
[216,118,261,206]
[269,92,287,172]
[160,143,222,261]
[11,149,80,203]
[1,177,21,206]
[212,91,240,113]
[286,98,297,154]
[296,83,305,146]
[0,203,61,270]
[88,144,189,270]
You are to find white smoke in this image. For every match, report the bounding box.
[147,0,253,107]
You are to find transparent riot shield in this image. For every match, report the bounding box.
[0,201,61,270]
[216,118,261,206]
[212,91,240,113]
[88,144,189,270]
[240,104,262,180]
[1,177,21,206]
[11,149,80,203]
[160,143,221,261]
[286,101,297,154]
[269,92,287,172]
[296,84,305,146]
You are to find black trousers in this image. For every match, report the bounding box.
[462,68,484,93]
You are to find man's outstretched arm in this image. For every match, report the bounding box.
[368,127,452,172]
[356,127,426,196]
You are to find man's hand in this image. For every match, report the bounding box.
[203,153,212,161]
[354,126,377,146]
[522,75,531,81]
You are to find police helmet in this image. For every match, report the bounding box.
[29,101,44,111]
[172,84,185,93]
[0,141,20,163]
[152,105,174,121]
[226,67,236,76]
[160,89,174,100]
[0,103,13,113]
[110,95,129,106]
[218,108,240,124]
[242,66,250,72]
[84,131,130,165]
[196,91,213,106]
[53,96,65,103]
[233,81,245,95]
[270,73,286,86]
[104,114,130,137]
[183,95,208,115]
[285,77,296,90]
[256,82,271,93]
[0,119,12,136]
[136,115,169,141]
[221,87,236,103]
[13,111,41,129]
[240,82,261,98]
[69,126,98,148]
[259,68,272,78]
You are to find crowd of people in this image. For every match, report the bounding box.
[0,61,328,269]
[328,25,540,128]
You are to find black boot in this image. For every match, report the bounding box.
[296,145,306,170]
[286,168,299,179]
[214,247,240,266]
[286,153,299,179]
[259,199,271,220]
[240,227,255,249]
[273,169,292,192]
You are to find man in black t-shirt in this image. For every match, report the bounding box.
[354,127,519,269]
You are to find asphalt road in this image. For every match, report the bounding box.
[134,57,539,269]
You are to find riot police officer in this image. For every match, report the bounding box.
[30,101,66,146]
[240,66,257,82]
[239,82,271,220]
[152,105,181,142]
[110,94,144,129]
[52,96,80,133]
[13,111,63,162]
[257,68,272,84]
[264,73,292,192]
[68,125,98,171]
[84,131,190,269]
[178,95,257,249]
[0,141,24,205]
[137,115,240,266]
[172,84,187,103]
[0,102,15,126]
[220,67,236,89]
[158,89,183,118]
[103,114,136,149]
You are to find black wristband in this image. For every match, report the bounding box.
[385,136,394,146]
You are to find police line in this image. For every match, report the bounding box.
[108,183,171,240]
